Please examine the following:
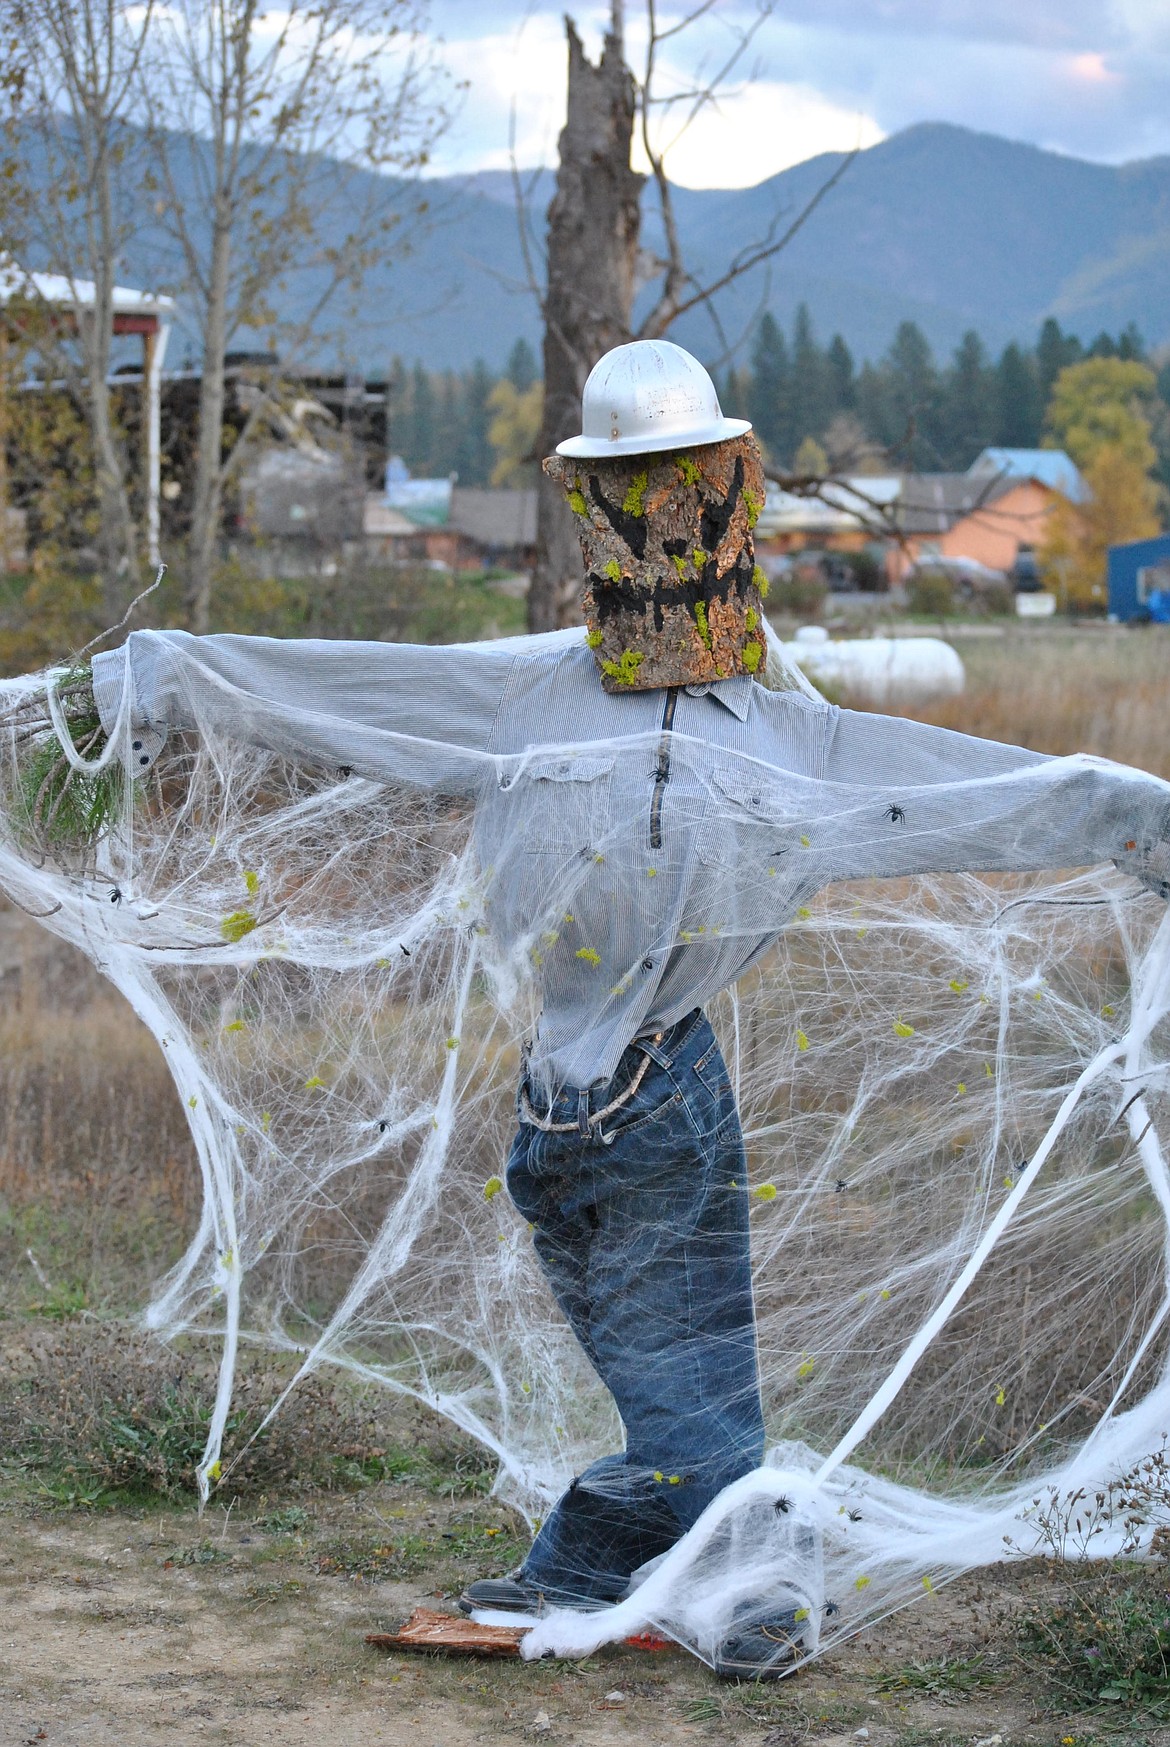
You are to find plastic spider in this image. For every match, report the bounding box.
[824,1600,840,1617]
[774,1495,793,1514]
[884,803,906,824]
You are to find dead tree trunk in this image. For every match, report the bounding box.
[527,14,643,633]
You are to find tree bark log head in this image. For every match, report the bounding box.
[545,434,767,691]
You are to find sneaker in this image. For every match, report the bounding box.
[457,1572,608,1617]
[713,1611,806,1681]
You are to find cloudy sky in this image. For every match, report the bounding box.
[424,1,1170,187]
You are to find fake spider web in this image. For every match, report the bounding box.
[3,622,1170,1674]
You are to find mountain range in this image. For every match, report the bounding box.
[19,120,1170,372]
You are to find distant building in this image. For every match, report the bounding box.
[449,487,536,570]
[967,447,1087,503]
[369,467,536,572]
[755,477,902,550]
[0,255,174,564]
[757,450,1083,588]
[1107,532,1170,622]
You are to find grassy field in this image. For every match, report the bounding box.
[3,622,1170,1743]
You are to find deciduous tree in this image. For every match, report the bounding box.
[139,0,449,631]
[4,0,155,618]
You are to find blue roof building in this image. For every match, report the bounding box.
[968,448,1087,503]
[1107,532,1170,622]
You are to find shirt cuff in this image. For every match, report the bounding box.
[91,647,168,773]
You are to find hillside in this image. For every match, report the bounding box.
[17,120,1170,370]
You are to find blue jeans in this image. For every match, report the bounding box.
[506,1009,765,1604]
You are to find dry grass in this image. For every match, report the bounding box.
[895,625,1170,779]
[0,917,199,1314]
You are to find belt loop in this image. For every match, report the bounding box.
[634,1029,671,1069]
[577,1088,591,1137]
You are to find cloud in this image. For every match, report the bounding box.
[422,0,1170,182]
[634,82,884,188]
[757,1,1122,52]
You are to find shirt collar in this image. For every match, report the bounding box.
[685,674,754,720]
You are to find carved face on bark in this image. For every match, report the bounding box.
[544,435,767,693]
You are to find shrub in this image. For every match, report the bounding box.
[907,567,955,618]
[767,564,828,621]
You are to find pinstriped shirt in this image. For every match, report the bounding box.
[94,632,1170,1095]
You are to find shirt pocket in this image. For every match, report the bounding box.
[697,765,802,868]
[507,753,617,855]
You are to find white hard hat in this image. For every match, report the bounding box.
[555,339,751,459]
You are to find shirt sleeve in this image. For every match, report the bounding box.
[91,629,516,792]
[820,707,1170,894]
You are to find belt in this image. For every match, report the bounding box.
[520,1032,664,1135]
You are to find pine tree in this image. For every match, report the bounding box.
[457,360,495,486]
[1037,318,1083,410]
[748,313,793,465]
[406,363,436,475]
[994,343,1043,448]
[943,330,996,468]
[433,372,461,476]
[721,365,751,421]
[826,334,855,415]
[883,321,941,467]
[790,302,830,450]
[506,338,538,393]
[1118,322,1146,362]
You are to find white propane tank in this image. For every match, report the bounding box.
[782,626,965,706]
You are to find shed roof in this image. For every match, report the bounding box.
[0,254,173,319]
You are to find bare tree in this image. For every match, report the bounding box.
[3,0,156,618]
[527,3,857,631]
[528,12,643,633]
[137,0,450,633]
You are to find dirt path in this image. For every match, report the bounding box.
[0,1488,1138,1747]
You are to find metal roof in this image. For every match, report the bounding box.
[0,254,173,319]
[756,475,902,537]
[968,447,1086,502]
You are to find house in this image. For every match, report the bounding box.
[370,463,537,572]
[1107,532,1170,622]
[755,477,903,553]
[889,449,1085,585]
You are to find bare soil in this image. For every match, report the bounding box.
[0,1476,1159,1747]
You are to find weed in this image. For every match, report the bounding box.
[166,1540,229,1568]
[1019,1564,1170,1715]
[878,1653,996,1703]
[255,1505,310,1535]
[312,1533,433,1580]
[243,1578,306,1608]
[27,1281,90,1320]
[1009,1444,1170,1560]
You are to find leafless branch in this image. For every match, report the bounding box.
[639,144,858,339]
